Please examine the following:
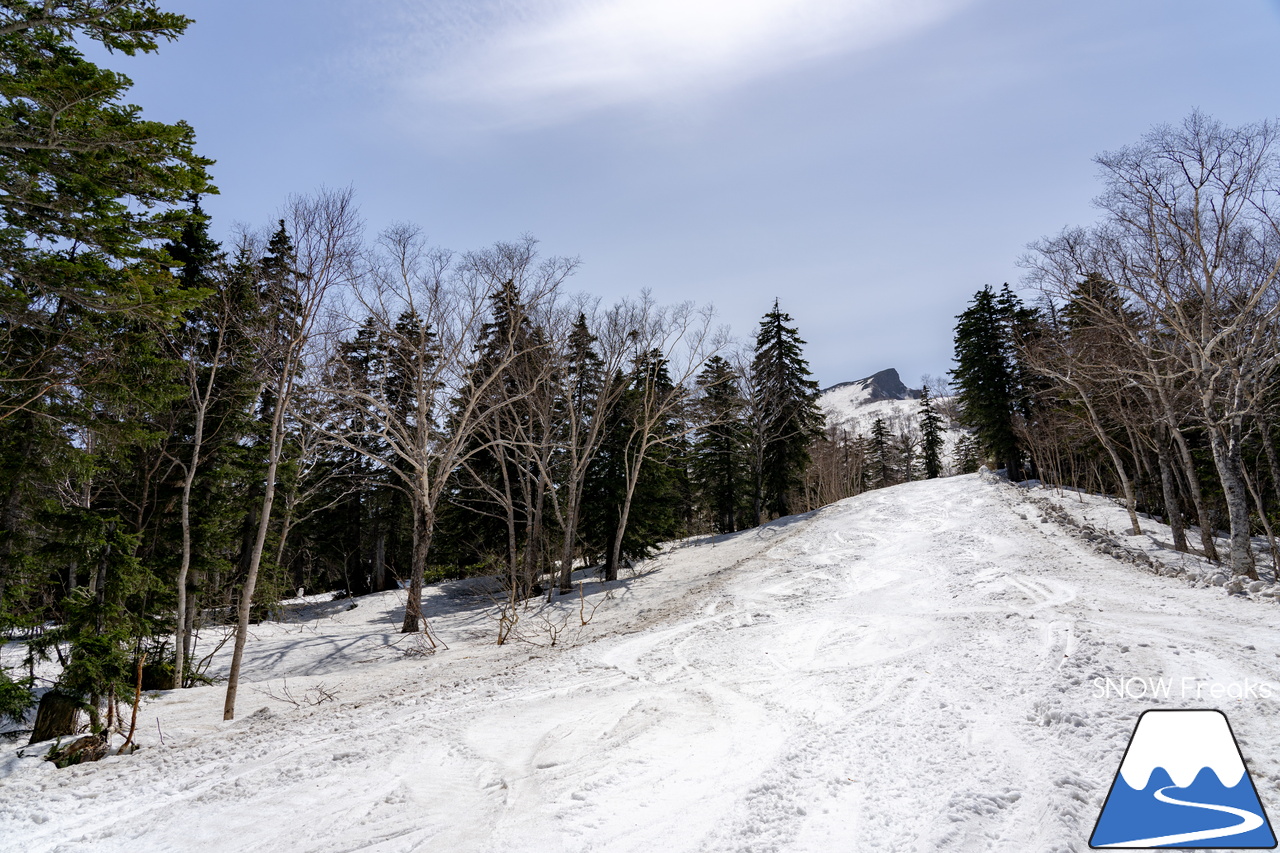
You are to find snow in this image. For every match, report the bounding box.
[816,381,966,470]
[1118,710,1245,789]
[3,473,1280,852]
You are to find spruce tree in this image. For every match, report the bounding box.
[954,433,983,475]
[691,355,747,534]
[919,385,945,479]
[749,300,822,523]
[868,417,895,489]
[950,286,1027,479]
[0,3,212,427]
[565,313,604,416]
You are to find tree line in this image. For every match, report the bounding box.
[0,1,968,744]
[951,111,1280,584]
[2,191,841,730]
[0,3,861,736]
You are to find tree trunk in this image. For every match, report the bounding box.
[401,500,433,634]
[526,473,547,594]
[223,390,287,720]
[182,588,197,687]
[606,444,648,583]
[1261,424,1280,509]
[373,531,387,592]
[1154,437,1189,552]
[29,691,80,745]
[275,495,296,589]
[1207,422,1257,578]
[1156,384,1219,562]
[499,457,520,596]
[174,404,206,691]
[557,492,581,594]
[1241,459,1279,576]
[1075,389,1142,535]
[751,467,764,528]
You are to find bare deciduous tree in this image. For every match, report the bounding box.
[1026,112,1280,577]
[223,187,361,721]
[316,230,574,634]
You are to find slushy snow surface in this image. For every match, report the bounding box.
[4,474,1280,852]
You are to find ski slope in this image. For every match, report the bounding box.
[3,473,1280,852]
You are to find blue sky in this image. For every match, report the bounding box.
[108,0,1280,388]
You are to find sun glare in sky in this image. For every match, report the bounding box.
[385,0,971,120]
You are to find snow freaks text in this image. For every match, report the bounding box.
[1094,677,1277,701]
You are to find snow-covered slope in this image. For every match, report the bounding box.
[4,474,1280,852]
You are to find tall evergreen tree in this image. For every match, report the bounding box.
[951,286,1028,479]
[919,385,945,479]
[749,300,822,523]
[868,417,896,489]
[691,355,746,534]
[565,313,604,415]
[0,2,212,426]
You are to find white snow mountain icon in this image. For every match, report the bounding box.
[1090,709,1276,848]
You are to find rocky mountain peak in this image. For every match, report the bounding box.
[821,368,921,403]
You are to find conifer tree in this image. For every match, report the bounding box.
[0,2,212,427]
[565,313,604,409]
[0,2,213,714]
[691,355,746,534]
[919,385,945,479]
[748,300,822,523]
[950,286,1029,479]
[868,417,895,489]
[954,432,983,475]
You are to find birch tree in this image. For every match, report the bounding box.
[1026,113,1280,575]
[600,294,719,582]
[320,230,573,634]
[223,188,361,720]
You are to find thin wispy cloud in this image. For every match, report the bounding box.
[366,0,972,126]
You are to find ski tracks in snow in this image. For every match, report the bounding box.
[5,474,1280,852]
[562,477,1100,852]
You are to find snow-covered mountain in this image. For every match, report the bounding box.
[817,368,965,466]
[823,367,922,406]
[818,368,923,435]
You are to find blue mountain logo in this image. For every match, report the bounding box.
[1091,709,1276,848]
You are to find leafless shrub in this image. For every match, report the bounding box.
[253,678,339,708]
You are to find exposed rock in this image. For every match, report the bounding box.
[821,368,921,402]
